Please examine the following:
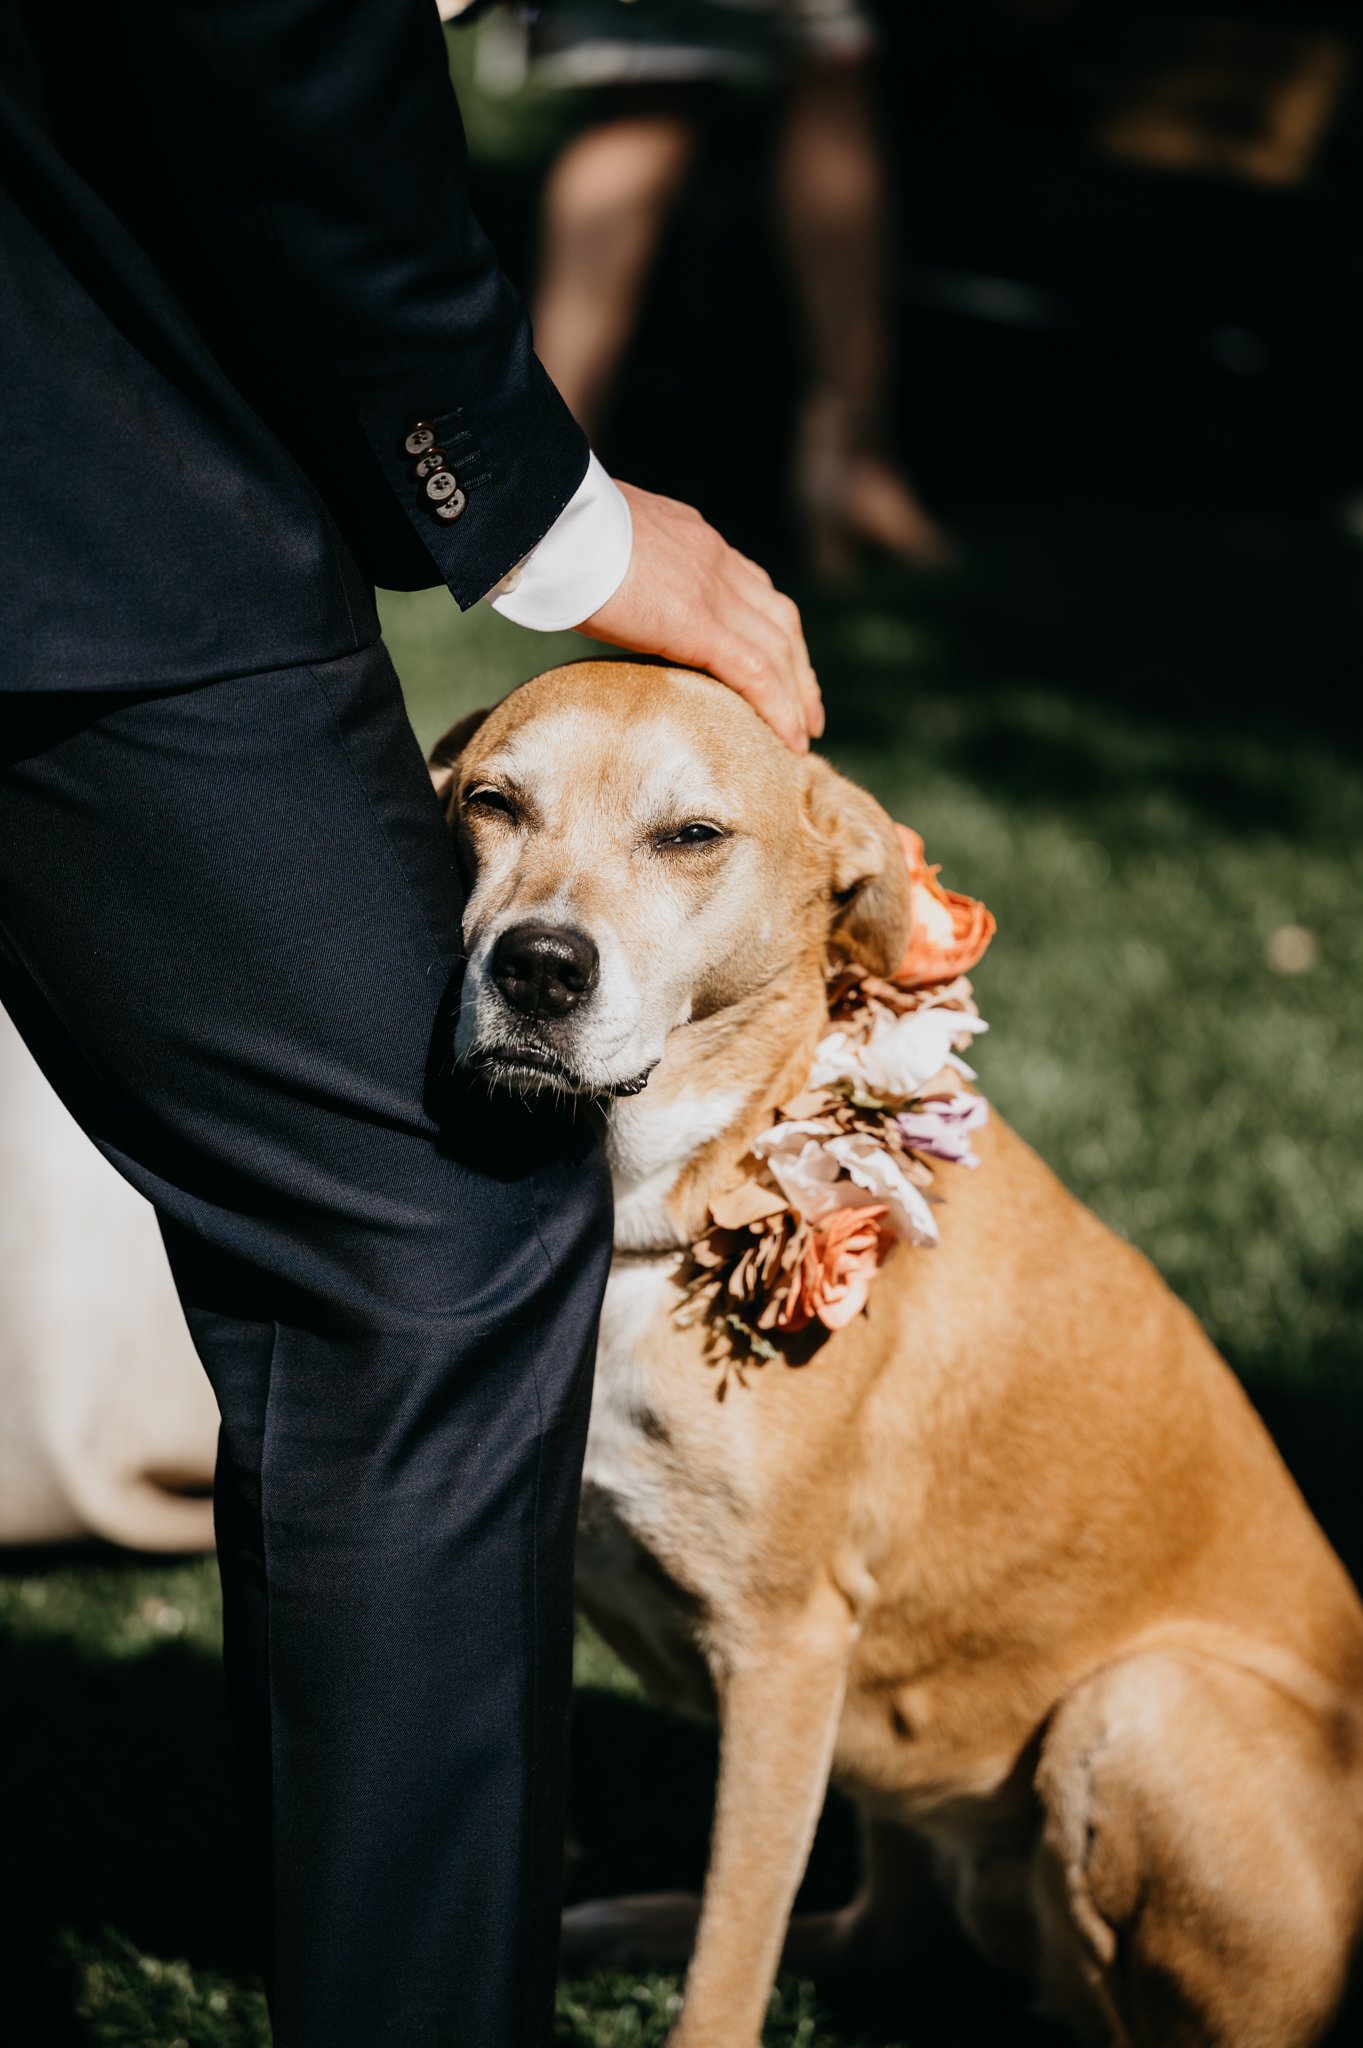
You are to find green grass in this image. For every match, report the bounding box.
[4,494,1362,2043]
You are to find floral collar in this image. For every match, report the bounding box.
[676,826,996,1384]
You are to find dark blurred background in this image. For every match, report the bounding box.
[465,0,1363,621]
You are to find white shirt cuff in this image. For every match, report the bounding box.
[486,453,633,632]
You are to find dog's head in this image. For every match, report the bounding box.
[429,662,911,1100]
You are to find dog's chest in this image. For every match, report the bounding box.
[577,1086,753,1667]
[605,1084,745,1251]
[578,1253,723,1709]
[581,1256,680,1515]
[585,1085,744,1518]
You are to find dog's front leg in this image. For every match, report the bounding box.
[667,1579,855,2048]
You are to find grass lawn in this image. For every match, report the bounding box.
[4,493,1361,2044]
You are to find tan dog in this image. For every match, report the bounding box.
[430,661,1363,2048]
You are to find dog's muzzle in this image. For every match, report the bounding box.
[491,922,599,1020]
[467,922,655,1100]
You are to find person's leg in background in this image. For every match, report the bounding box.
[534,107,698,437]
[0,642,613,2048]
[778,57,954,571]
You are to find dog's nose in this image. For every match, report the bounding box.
[491,923,599,1019]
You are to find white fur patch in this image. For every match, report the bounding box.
[607,1084,748,1251]
[583,1256,679,1506]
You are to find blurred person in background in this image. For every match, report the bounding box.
[0,2,816,2045]
[520,0,954,570]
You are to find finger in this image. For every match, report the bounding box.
[734,575,822,740]
[730,560,797,650]
[720,569,803,690]
[732,569,811,672]
[804,667,825,739]
[772,592,821,739]
[726,598,809,727]
[750,607,821,748]
[704,613,808,752]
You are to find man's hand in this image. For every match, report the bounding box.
[577,481,824,754]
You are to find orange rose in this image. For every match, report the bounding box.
[777,1204,896,1334]
[893,824,996,989]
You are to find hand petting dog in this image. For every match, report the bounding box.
[579,479,824,755]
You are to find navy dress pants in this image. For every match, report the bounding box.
[0,641,613,2046]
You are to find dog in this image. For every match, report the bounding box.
[431,659,1363,2048]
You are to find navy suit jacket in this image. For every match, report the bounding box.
[0,0,588,690]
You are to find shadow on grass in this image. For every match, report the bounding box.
[1219,1246,1363,1584]
[1248,1381,1363,1593]
[800,500,1363,797]
[0,1549,256,2042]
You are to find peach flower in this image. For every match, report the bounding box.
[777,1204,896,1334]
[894,824,996,988]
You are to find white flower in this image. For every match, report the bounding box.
[751,1121,940,1246]
[809,1007,988,1101]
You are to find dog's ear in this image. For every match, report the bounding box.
[803,755,911,976]
[427,708,492,822]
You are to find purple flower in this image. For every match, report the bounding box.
[896,1094,990,1168]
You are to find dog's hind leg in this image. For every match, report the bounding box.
[561,1821,936,1981]
[665,1578,857,2048]
[560,1813,936,1982]
[560,1889,701,1971]
[1033,1648,1363,2048]
[776,1816,945,1977]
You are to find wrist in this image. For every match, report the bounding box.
[487,455,633,633]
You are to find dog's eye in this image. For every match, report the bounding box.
[464,785,514,817]
[658,822,726,848]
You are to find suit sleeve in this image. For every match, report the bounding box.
[174,0,589,607]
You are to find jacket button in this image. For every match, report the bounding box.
[404,421,438,456]
[432,488,467,523]
[424,469,459,504]
[414,449,447,480]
